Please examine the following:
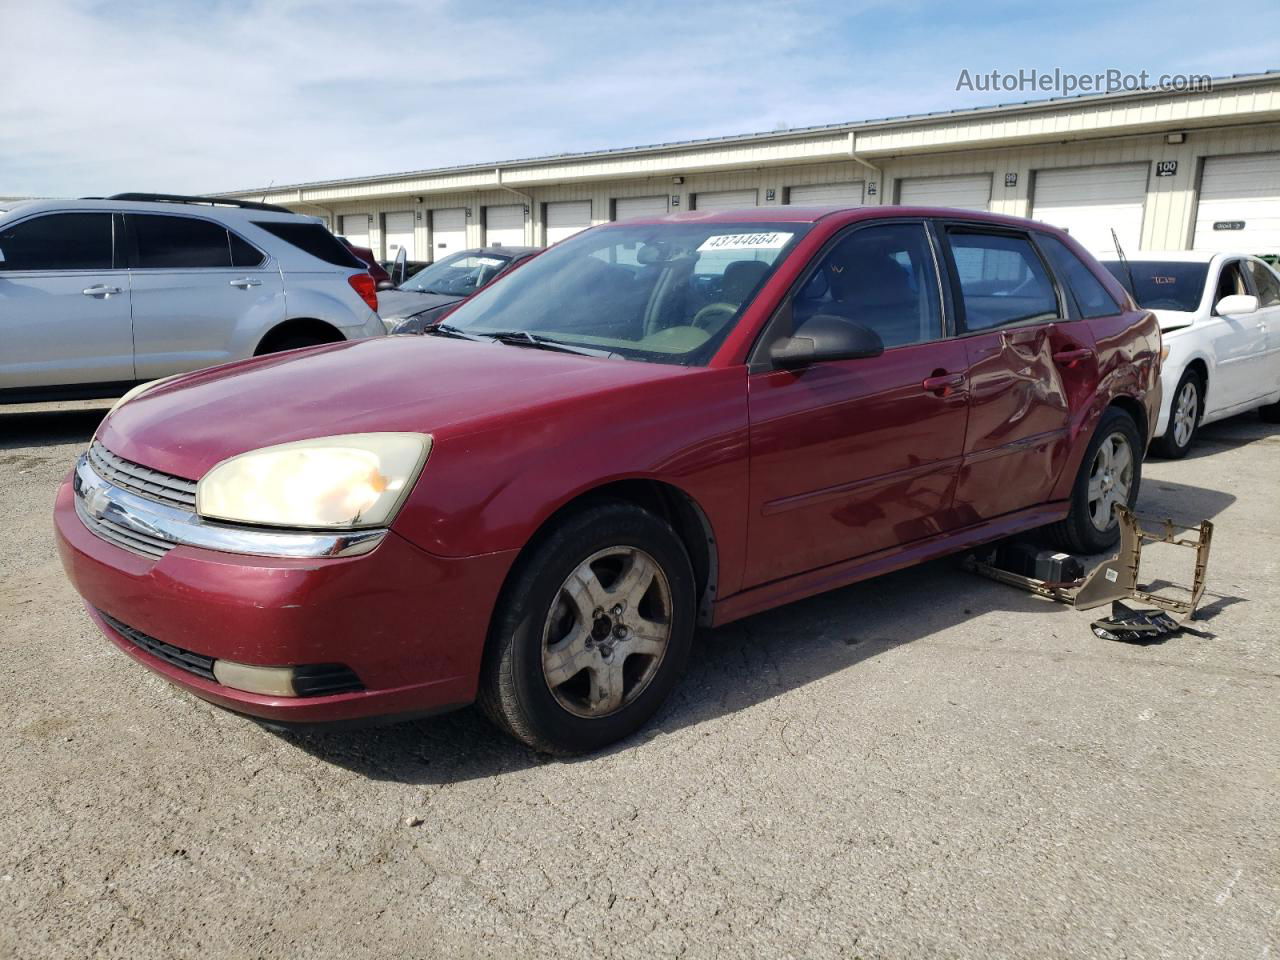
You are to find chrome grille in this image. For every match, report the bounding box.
[75,497,173,559]
[88,441,197,509]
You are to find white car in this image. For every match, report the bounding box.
[0,193,385,403]
[1101,251,1280,457]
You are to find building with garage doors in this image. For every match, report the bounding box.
[226,71,1280,263]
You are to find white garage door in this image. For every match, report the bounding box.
[787,181,864,206]
[431,208,466,258]
[898,174,991,211]
[340,214,369,249]
[614,196,669,220]
[1194,153,1280,253]
[383,211,415,261]
[693,189,758,212]
[485,204,525,247]
[1031,164,1148,257]
[545,201,592,244]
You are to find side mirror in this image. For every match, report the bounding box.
[770,314,884,369]
[376,280,396,291]
[1215,293,1258,316]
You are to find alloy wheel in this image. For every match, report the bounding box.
[540,546,673,718]
[1172,380,1199,448]
[1086,432,1134,532]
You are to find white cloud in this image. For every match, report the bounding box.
[0,0,1266,197]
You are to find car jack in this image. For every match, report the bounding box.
[963,507,1213,642]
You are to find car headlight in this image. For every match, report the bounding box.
[196,433,432,529]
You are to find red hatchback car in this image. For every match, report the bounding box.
[55,207,1161,753]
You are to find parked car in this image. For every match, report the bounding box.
[378,246,540,333]
[0,193,384,403]
[337,236,392,287]
[1101,251,1280,457]
[56,207,1161,754]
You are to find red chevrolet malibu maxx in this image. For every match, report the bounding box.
[55,207,1160,753]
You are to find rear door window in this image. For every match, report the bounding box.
[1035,234,1121,319]
[132,214,233,268]
[1247,259,1280,307]
[945,229,1059,331]
[0,213,114,271]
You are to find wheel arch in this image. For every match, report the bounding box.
[254,317,346,355]
[1107,393,1149,450]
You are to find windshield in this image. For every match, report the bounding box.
[439,222,807,365]
[400,250,512,295]
[1102,260,1208,312]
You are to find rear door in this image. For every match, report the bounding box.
[0,211,133,391]
[744,220,970,586]
[939,224,1097,521]
[1245,258,1280,387]
[126,213,285,378]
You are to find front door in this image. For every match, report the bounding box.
[1246,258,1280,389]
[744,221,970,588]
[0,211,133,392]
[125,213,285,379]
[939,226,1091,521]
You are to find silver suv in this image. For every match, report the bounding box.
[0,193,385,403]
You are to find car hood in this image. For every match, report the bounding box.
[1150,308,1198,333]
[98,336,697,481]
[376,289,461,319]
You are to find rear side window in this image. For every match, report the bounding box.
[0,213,114,271]
[1247,260,1280,307]
[132,214,234,268]
[1036,234,1121,318]
[228,231,265,267]
[252,221,364,268]
[947,230,1059,331]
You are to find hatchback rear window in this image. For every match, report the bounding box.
[253,221,364,268]
[1102,261,1208,312]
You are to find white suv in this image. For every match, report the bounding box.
[0,193,385,403]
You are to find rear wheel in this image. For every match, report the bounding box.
[1046,407,1142,554]
[478,502,696,755]
[1261,398,1280,424]
[259,334,334,354]
[1152,369,1202,458]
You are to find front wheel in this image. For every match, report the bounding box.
[478,502,696,755]
[1152,370,1202,458]
[1046,407,1142,554]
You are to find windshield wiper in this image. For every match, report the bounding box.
[482,330,616,358]
[424,322,486,341]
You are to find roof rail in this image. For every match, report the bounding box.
[99,192,294,214]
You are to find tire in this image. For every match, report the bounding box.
[1261,399,1280,424]
[1151,369,1203,459]
[1046,406,1143,555]
[478,502,696,755]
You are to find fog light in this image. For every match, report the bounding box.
[213,659,297,697]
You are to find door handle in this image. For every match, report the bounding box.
[922,372,966,396]
[81,284,121,297]
[229,277,262,289]
[1052,347,1095,366]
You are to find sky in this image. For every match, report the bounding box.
[0,0,1271,197]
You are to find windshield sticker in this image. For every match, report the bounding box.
[697,232,793,252]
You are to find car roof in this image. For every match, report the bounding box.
[616,205,1072,232]
[0,197,319,224]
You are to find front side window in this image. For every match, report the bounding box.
[399,250,511,295]
[440,222,808,365]
[788,222,942,349]
[1036,234,1121,319]
[132,214,234,268]
[0,213,113,271]
[1215,260,1248,305]
[947,230,1059,332]
[1247,259,1280,307]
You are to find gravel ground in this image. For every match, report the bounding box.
[1,401,1277,960]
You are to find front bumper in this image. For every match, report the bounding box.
[54,476,517,724]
